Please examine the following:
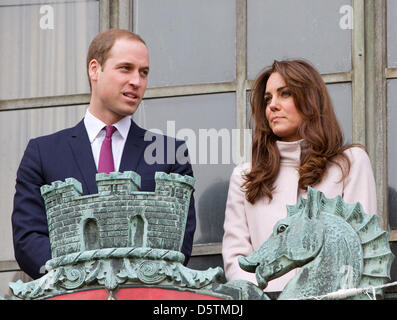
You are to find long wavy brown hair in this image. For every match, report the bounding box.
[243,59,356,204]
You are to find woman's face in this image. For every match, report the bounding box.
[264,72,303,142]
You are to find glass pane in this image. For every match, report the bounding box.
[387,0,397,67]
[0,0,99,100]
[247,0,352,79]
[327,83,352,144]
[134,93,237,243]
[0,105,87,261]
[387,80,397,229]
[133,0,236,88]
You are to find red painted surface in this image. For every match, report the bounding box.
[116,288,224,300]
[48,289,109,300]
[47,287,225,300]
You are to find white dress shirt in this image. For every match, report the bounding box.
[83,109,131,172]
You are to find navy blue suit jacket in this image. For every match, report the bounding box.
[12,119,196,279]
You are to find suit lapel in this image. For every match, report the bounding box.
[68,120,98,194]
[119,119,147,172]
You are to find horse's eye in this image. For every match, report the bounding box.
[277,224,288,234]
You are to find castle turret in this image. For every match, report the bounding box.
[40,178,82,211]
[154,172,194,198]
[146,172,195,251]
[40,178,83,258]
[96,171,141,195]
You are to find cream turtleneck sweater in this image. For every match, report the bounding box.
[222,140,377,292]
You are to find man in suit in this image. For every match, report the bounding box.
[12,29,196,280]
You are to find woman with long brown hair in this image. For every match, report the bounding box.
[222,59,377,292]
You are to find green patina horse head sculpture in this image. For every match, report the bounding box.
[238,187,394,300]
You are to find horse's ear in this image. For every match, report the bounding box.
[303,187,321,220]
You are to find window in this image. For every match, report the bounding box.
[0,0,395,294]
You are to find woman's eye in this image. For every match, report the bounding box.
[264,96,272,106]
[281,90,291,97]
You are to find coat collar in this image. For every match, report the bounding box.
[276,139,307,166]
[119,119,147,172]
[68,119,98,194]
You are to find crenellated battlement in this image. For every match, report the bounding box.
[40,171,195,259]
[96,171,141,195]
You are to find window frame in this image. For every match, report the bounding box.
[0,0,394,272]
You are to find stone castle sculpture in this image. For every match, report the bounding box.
[42,171,192,258]
[7,171,265,300]
[4,173,395,300]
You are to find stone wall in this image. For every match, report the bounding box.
[40,171,194,258]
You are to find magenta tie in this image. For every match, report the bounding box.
[98,125,117,174]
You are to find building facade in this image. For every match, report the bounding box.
[0,0,396,296]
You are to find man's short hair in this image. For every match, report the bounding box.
[86,28,146,89]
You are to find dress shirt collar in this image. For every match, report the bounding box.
[84,108,131,142]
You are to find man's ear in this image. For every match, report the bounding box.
[88,59,101,83]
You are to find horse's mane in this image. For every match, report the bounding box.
[286,187,393,292]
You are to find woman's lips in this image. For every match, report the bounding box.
[271,116,284,123]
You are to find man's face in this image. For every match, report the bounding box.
[89,38,149,123]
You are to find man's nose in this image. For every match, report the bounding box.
[129,71,141,87]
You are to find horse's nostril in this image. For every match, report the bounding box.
[238,256,259,272]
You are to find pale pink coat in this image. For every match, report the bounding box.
[222,140,377,292]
